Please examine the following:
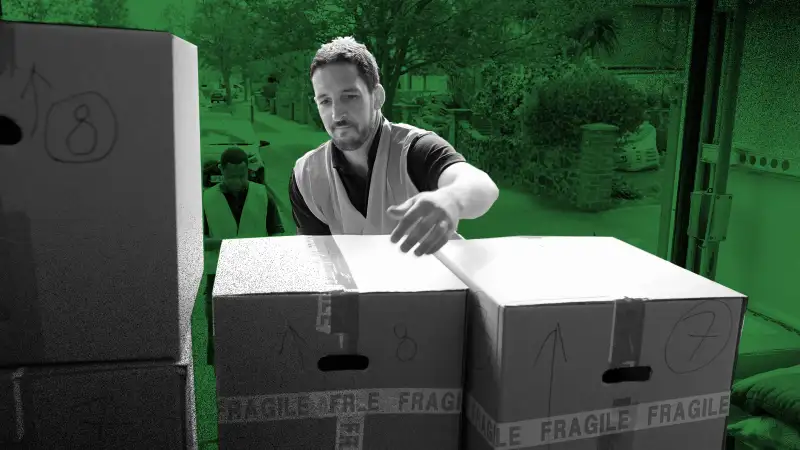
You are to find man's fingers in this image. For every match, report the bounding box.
[399,218,436,253]
[414,220,451,256]
[390,203,426,243]
[414,227,449,256]
[390,214,418,244]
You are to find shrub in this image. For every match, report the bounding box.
[459,133,528,188]
[471,61,536,135]
[518,62,648,207]
[525,63,647,147]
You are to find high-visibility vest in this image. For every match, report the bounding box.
[293,118,462,239]
[203,182,268,274]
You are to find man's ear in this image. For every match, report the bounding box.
[373,84,386,111]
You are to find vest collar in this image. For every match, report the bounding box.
[331,117,385,175]
[219,181,249,196]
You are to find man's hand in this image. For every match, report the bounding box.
[387,190,460,256]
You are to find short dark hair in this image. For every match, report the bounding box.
[310,36,380,92]
[220,147,248,168]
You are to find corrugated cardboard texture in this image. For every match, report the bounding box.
[214,235,468,449]
[0,360,197,449]
[437,236,748,450]
[0,22,203,366]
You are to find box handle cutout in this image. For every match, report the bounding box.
[602,366,652,384]
[0,116,23,146]
[318,354,369,372]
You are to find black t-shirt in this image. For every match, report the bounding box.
[289,121,466,235]
[203,184,284,237]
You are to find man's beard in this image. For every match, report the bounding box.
[332,114,378,151]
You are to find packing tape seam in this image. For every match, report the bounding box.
[0,195,45,363]
[601,297,647,449]
[465,391,731,449]
[308,236,359,353]
[0,20,16,77]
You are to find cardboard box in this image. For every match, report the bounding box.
[436,236,747,450]
[213,235,468,450]
[0,22,203,365]
[0,360,197,449]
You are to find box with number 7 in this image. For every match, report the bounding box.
[436,236,747,450]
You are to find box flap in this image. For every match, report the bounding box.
[436,236,745,307]
[215,235,466,296]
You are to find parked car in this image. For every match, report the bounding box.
[210,89,227,104]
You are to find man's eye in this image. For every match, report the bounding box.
[346,94,359,99]
[319,99,331,105]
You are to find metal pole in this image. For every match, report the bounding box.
[685,7,727,273]
[657,90,684,260]
[669,0,717,268]
[712,0,748,196]
[695,0,749,280]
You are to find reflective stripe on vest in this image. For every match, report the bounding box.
[203,182,268,274]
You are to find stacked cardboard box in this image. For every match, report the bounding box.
[0,22,203,449]
[213,235,747,449]
[436,236,747,450]
[213,235,469,449]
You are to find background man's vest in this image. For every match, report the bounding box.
[203,181,267,274]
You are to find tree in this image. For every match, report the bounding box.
[184,0,331,105]
[299,0,636,121]
[2,0,93,23]
[563,14,620,60]
[161,2,189,38]
[188,0,255,105]
[89,0,129,27]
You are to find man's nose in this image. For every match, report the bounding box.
[331,103,348,123]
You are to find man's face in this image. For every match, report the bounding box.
[312,63,381,151]
[220,162,248,192]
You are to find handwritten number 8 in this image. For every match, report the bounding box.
[394,324,418,362]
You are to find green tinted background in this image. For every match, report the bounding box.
[3,0,799,448]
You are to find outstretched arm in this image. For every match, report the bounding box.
[435,162,499,220]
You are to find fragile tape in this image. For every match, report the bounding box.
[601,297,647,449]
[309,236,360,353]
[219,387,462,450]
[466,391,731,449]
[0,196,45,365]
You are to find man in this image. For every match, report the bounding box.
[203,146,283,366]
[263,76,278,112]
[290,37,499,256]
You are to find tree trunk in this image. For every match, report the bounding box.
[224,71,233,106]
[382,71,402,123]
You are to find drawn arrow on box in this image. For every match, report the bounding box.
[277,322,309,374]
[532,323,568,448]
